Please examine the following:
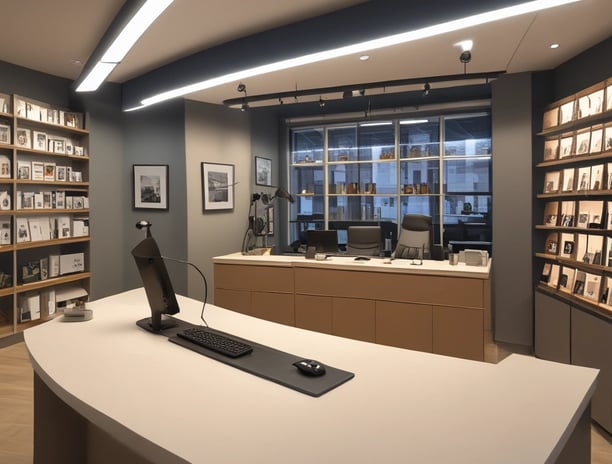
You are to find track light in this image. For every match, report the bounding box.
[423,82,430,96]
[319,97,326,108]
[240,103,249,112]
[237,83,246,93]
[459,51,472,64]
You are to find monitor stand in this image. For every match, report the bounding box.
[136,316,179,333]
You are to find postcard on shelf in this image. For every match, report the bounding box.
[15,128,31,149]
[32,131,47,151]
[578,200,603,228]
[603,277,612,306]
[560,201,575,227]
[559,135,573,158]
[575,233,588,262]
[0,219,10,245]
[17,161,31,180]
[572,270,586,295]
[559,100,575,124]
[21,262,41,285]
[15,99,26,117]
[560,233,575,259]
[49,255,60,278]
[47,109,58,124]
[58,215,71,238]
[28,218,44,241]
[576,166,591,191]
[16,217,30,243]
[39,257,49,280]
[542,108,559,129]
[41,289,56,316]
[0,124,10,145]
[559,266,575,293]
[548,264,561,288]
[0,155,10,178]
[583,273,601,302]
[543,201,558,225]
[540,262,552,283]
[545,232,559,254]
[589,127,603,153]
[31,161,44,181]
[578,95,591,118]
[589,164,603,190]
[33,193,43,209]
[44,163,55,182]
[588,89,604,115]
[575,129,590,155]
[543,138,559,161]
[561,168,575,192]
[21,192,34,210]
[43,191,52,209]
[607,85,612,112]
[26,103,40,121]
[605,123,612,152]
[0,191,10,211]
[543,171,560,193]
[39,218,51,240]
[585,235,603,265]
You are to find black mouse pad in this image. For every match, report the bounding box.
[164,323,355,397]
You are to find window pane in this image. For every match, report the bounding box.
[399,195,440,243]
[443,194,491,244]
[358,122,395,161]
[399,118,440,158]
[291,128,323,163]
[444,158,491,193]
[400,159,439,194]
[444,113,491,156]
[329,125,357,162]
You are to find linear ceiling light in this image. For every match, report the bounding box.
[130,0,581,110]
[77,0,174,92]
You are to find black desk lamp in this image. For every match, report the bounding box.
[242,188,294,254]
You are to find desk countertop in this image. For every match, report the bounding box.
[214,252,491,279]
[25,288,597,464]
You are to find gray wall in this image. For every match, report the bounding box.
[491,72,534,346]
[184,101,250,302]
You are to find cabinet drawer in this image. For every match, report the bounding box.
[376,301,432,352]
[433,305,483,361]
[295,294,332,334]
[332,297,375,343]
[215,264,294,293]
[251,292,294,326]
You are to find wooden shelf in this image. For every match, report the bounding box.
[15,272,91,294]
[14,208,89,216]
[15,116,88,136]
[536,149,612,168]
[15,236,89,250]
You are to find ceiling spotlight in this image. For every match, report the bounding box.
[358,89,366,96]
[237,83,246,93]
[319,97,326,108]
[240,102,249,112]
[550,43,560,49]
[278,97,284,105]
[423,82,430,96]
[359,55,369,61]
[459,50,472,64]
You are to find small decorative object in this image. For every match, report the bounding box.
[202,162,234,212]
[255,156,272,186]
[133,164,169,210]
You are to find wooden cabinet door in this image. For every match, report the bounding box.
[295,294,332,334]
[433,305,483,361]
[376,301,432,352]
[332,297,375,342]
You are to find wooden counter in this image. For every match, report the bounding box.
[214,253,491,361]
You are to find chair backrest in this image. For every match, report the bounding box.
[393,214,433,259]
[346,226,381,256]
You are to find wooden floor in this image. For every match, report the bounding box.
[1,341,611,463]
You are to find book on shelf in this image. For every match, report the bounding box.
[560,233,575,258]
[543,171,561,193]
[545,232,559,255]
[575,129,591,155]
[559,135,573,158]
[543,138,559,161]
[32,131,47,151]
[572,270,586,295]
[561,168,575,192]
[15,217,30,243]
[21,261,40,284]
[17,161,31,180]
[31,161,44,181]
[44,163,55,182]
[49,254,60,278]
[543,201,559,226]
[41,289,56,316]
[559,101,575,125]
[28,218,44,241]
[15,128,31,149]
[559,266,575,293]
[0,154,10,177]
[33,193,43,209]
[583,273,601,302]
[589,126,603,153]
[575,233,588,262]
[560,201,576,227]
[0,190,10,210]
[589,164,603,190]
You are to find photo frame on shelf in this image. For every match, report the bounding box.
[133,164,169,210]
[559,135,573,158]
[542,107,559,129]
[0,124,10,145]
[589,127,603,153]
[575,129,590,155]
[604,123,612,152]
[607,85,612,111]
[559,100,575,125]
[16,128,31,148]
[202,162,234,212]
[543,138,559,161]
[255,156,272,186]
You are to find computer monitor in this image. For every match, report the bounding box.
[306,229,339,253]
[346,226,382,256]
[131,236,180,333]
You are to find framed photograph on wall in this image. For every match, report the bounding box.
[202,162,234,212]
[255,156,272,186]
[133,164,169,210]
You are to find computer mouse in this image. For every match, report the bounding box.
[354,256,370,261]
[293,359,326,377]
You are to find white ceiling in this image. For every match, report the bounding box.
[0,0,610,108]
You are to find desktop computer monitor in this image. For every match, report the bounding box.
[131,236,180,333]
[306,229,339,253]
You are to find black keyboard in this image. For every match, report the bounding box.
[177,327,253,358]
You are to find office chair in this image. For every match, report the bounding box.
[346,226,382,256]
[393,214,433,260]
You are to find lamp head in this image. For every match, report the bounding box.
[459,50,472,64]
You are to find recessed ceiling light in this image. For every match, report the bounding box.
[71,59,82,66]
[550,43,560,49]
[359,55,370,61]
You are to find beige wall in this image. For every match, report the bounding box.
[184,101,251,302]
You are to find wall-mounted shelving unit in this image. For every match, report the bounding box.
[0,93,90,339]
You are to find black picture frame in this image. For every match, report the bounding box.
[202,162,235,212]
[255,156,272,186]
[133,164,169,210]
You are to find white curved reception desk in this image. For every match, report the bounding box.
[25,288,597,464]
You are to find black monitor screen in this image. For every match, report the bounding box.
[131,236,180,333]
[306,230,339,253]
